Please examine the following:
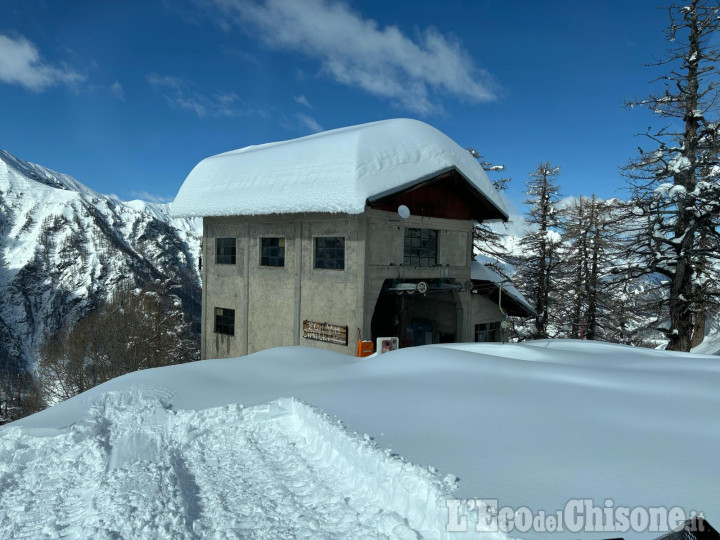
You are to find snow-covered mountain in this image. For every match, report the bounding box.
[0,150,201,371]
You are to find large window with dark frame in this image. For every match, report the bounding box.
[215,307,235,336]
[403,228,438,267]
[260,237,285,267]
[216,237,236,265]
[474,322,498,343]
[314,237,345,270]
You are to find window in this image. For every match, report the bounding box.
[475,322,498,343]
[216,237,236,264]
[260,237,285,267]
[404,228,437,267]
[215,307,235,335]
[314,237,345,270]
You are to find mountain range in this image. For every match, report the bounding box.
[0,150,202,373]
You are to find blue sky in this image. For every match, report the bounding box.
[1,0,669,209]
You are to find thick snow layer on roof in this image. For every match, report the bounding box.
[471,260,535,314]
[171,118,508,219]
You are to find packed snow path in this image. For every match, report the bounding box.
[0,390,474,539]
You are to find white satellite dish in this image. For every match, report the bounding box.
[398,205,411,219]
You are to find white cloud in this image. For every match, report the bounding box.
[109,81,125,101]
[147,73,266,118]
[297,113,323,133]
[222,47,262,66]
[0,33,84,92]
[206,0,497,114]
[294,94,312,108]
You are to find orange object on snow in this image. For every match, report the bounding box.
[357,340,374,357]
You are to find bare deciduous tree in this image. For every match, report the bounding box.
[37,282,199,404]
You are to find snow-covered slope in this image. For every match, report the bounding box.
[4,341,719,539]
[0,150,202,370]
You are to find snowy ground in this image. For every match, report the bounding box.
[1,394,453,539]
[691,314,720,355]
[2,341,719,539]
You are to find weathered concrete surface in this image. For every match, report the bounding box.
[202,209,505,359]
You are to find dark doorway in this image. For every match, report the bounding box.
[439,332,455,343]
[409,319,434,346]
[370,281,459,347]
[371,292,401,342]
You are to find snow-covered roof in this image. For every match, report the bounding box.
[471,260,536,316]
[171,119,509,219]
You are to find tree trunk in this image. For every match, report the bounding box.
[691,310,706,348]
[666,256,695,351]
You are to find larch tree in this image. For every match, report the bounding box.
[624,0,720,351]
[557,195,625,341]
[513,162,562,339]
[557,196,594,339]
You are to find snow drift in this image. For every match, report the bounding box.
[2,341,719,539]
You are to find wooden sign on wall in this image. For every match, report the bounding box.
[303,320,348,346]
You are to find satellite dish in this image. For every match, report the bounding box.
[398,205,411,219]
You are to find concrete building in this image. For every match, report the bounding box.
[172,119,534,359]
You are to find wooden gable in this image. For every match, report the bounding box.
[367,169,506,222]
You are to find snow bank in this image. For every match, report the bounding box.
[4,341,720,539]
[171,118,508,219]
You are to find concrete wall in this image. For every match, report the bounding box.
[202,213,364,359]
[202,219,246,360]
[470,293,504,341]
[246,221,297,354]
[201,208,504,359]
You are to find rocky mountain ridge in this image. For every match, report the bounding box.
[0,149,202,372]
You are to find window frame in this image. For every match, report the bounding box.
[215,237,237,265]
[260,236,285,267]
[214,307,235,336]
[474,322,498,343]
[314,236,345,270]
[403,227,438,267]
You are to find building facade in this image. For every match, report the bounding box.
[172,119,534,359]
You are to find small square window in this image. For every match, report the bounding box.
[260,237,285,267]
[216,238,236,265]
[314,237,345,270]
[215,307,235,335]
[403,228,437,266]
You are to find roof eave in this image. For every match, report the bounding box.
[472,280,537,318]
[366,167,509,222]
